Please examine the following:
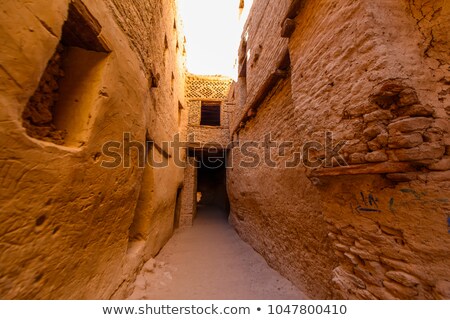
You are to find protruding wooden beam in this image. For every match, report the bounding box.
[281,18,296,38]
[232,47,291,136]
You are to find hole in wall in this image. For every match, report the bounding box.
[35,215,46,227]
[164,35,169,50]
[178,101,183,127]
[91,152,102,162]
[171,72,175,94]
[149,70,159,88]
[34,273,44,283]
[22,0,110,147]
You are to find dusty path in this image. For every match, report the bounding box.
[129,205,307,300]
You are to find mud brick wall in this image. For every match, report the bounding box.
[229,0,450,299]
[0,0,186,299]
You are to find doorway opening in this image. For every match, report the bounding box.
[193,149,229,220]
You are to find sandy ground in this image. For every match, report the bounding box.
[129,205,308,300]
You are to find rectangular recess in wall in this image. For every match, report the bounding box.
[200,101,221,127]
[22,0,110,147]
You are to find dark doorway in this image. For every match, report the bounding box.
[195,150,229,219]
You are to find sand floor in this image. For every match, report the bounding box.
[129,205,307,300]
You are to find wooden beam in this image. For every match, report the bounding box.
[232,47,290,136]
[307,162,418,178]
[281,18,296,38]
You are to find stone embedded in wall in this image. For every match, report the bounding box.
[365,151,388,163]
[344,103,379,119]
[397,104,434,117]
[397,88,420,107]
[364,124,385,141]
[349,153,366,165]
[369,80,405,109]
[385,271,420,288]
[424,170,450,182]
[383,280,419,299]
[354,261,386,287]
[388,133,424,149]
[389,143,445,162]
[332,266,366,295]
[335,79,448,180]
[344,140,369,154]
[367,133,388,151]
[388,117,433,134]
[364,110,394,123]
[428,157,450,171]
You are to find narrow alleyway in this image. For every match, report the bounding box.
[129,205,307,300]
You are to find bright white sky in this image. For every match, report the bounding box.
[178,0,253,79]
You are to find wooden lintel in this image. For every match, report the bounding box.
[232,47,290,136]
[307,162,418,178]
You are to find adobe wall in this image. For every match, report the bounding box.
[293,0,450,300]
[228,76,338,299]
[229,0,450,299]
[0,0,186,299]
[186,74,233,147]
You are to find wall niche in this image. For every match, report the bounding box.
[22,0,110,147]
